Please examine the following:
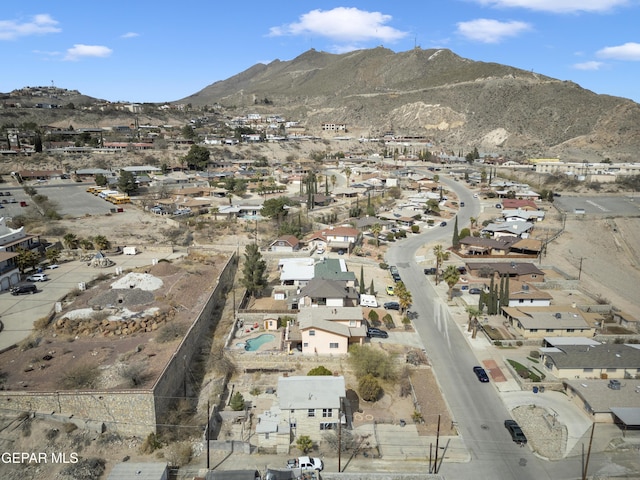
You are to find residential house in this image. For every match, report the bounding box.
[278,258,316,286]
[314,257,356,287]
[307,226,360,253]
[466,262,545,282]
[502,305,596,339]
[612,311,639,333]
[256,375,346,451]
[507,280,552,307]
[481,221,534,238]
[295,278,359,308]
[502,199,540,210]
[295,307,366,355]
[458,237,517,256]
[563,378,640,426]
[502,209,546,222]
[269,235,301,253]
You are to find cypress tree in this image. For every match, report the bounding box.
[452,217,460,248]
[359,266,366,294]
[369,279,375,295]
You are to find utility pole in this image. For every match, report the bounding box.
[337,404,342,472]
[434,414,441,473]
[206,400,210,470]
[582,423,595,480]
[578,257,584,280]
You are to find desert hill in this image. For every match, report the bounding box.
[182,47,640,162]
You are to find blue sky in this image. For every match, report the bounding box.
[1,1,639,103]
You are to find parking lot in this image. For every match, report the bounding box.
[554,194,640,216]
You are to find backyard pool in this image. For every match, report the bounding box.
[244,333,275,351]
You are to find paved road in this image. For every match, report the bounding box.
[385,175,590,480]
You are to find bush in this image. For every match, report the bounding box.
[140,433,162,454]
[411,225,420,233]
[368,310,379,325]
[307,366,333,376]
[296,435,314,454]
[383,314,395,329]
[61,364,99,389]
[61,457,105,480]
[529,350,540,359]
[156,322,188,343]
[379,262,388,270]
[359,374,382,402]
[348,344,396,380]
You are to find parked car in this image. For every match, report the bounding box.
[469,288,482,294]
[26,273,49,282]
[392,273,401,282]
[386,285,395,295]
[424,267,437,275]
[495,203,503,209]
[383,301,400,310]
[367,327,389,339]
[460,202,465,207]
[11,284,38,295]
[287,456,324,471]
[46,264,59,270]
[440,221,447,227]
[473,366,490,383]
[505,420,527,445]
[337,249,345,255]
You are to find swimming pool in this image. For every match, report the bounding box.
[244,333,275,351]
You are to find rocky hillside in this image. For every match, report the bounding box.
[183,47,640,162]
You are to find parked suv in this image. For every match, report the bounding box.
[367,327,389,339]
[26,273,49,282]
[504,419,527,445]
[11,284,38,295]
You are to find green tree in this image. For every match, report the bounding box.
[183,144,210,170]
[94,173,108,187]
[358,374,382,402]
[442,265,460,301]
[261,197,291,224]
[240,244,267,297]
[459,227,471,240]
[368,309,379,325]
[348,344,396,381]
[34,134,43,153]
[369,279,375,295]
[359,266,366,294]
[117,170,138,195]
[296,435,314,454]
[230,391,245,411]
[425,199,440,214]
[466,306,482,338]
[452,217,460,248]
[181,125,196,139]
[92,235,110,250]
[343,167,352,185]
[433,244,450,285]
[307,366,333,376]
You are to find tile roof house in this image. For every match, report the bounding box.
[507,280,552,307]
[269,235,301,253]
[466,262,545,282]
[458,237,517,256]
[306,226,360,253]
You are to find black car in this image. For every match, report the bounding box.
[473,366,490,383]
[367,327,389,339]
[440,221,447,227]
[383,301,400,310]
[392,273,401,282]
[424,267,437,275]
[468,288,482,294]
[504,420,527,444]
[10,284,38,295]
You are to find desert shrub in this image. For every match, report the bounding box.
[368,309,379,325]
[307,366,333,376]
[165,442,192,467]
[33,316,52,331]
[61,364,100,389]
[230,391,245,411]
[379,262,388,270]
[140,432,163,454]
[412,411,424,423]
[516,340,523,347]
[529,350,540,359]
[383,314,395,329]
[61,457,105,480]
[411,225,420,233]
[156,322,188,343]
[119,362,150,387]
[348,344,396,381]
[323,429,355,452]
[19,336,41,351]
[250,386,262,396]
[358,374,382,402]
[45,428,60,441]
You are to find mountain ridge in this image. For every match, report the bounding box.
[182,47,640,161]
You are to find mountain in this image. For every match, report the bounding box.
[182,47,640,162]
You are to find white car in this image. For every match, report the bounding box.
[26,273,49,282]
[46,264,59,270]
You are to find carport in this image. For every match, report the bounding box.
[611,407,640,436]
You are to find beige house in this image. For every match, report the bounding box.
[540,343,640,380]
[294,307,366,355]
[502,306,596,339]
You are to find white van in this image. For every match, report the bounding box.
[360,294,378,308]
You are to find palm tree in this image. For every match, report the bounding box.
[331,174,337,191]
[470,216,478,228]
[466,306,482,338]
[370,223,382,248]
[63,233,79,250]
[442,265,460,301]
[433,244,450,285]
[343,167,352,185]
[45,248,61,265]
[210,206,219,221]
[92,235,110,251]
[395,281,413,314]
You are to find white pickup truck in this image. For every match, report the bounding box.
[286,456,324,471]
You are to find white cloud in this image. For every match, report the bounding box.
[473,0,628,13]
[121,32,139,39]
[268,7,407,44]
[456,19,531,43]
[572,61,605,70]
[0,13,61,40]
[64,44,113,61]
[597,42,640,61]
